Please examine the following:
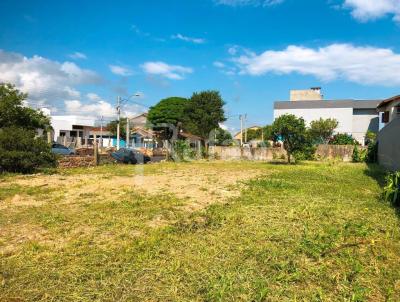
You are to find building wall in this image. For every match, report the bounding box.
[51,115,96,140]
[352,109,379,145]
[274,107,353,133]
[274,107,379,145]
[377,118,400,171]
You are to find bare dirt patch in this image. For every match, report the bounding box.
[112,162,267,212]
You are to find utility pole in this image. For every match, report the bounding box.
[116,96,121,150]
[244,114,248,143]
[239,115,243,146]
[100,115,103,148]
[126,117,130,148]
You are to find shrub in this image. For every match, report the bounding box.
[329,133,357,145]
[294,145,316,161]
[0,127,56,173]
[352,145,367,163]
[365,142,378,163]
[173,140,195,161]
[383,172,400,206]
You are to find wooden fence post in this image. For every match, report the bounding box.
[94,140,99,166]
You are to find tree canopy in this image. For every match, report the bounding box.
[214,128,233,146]
[147,97,188,127]
[0,83,51,130]
[0,83,55,173]
[185,90,226,139]
[147,97,188,140]
[271,114,308,163]
[309,118,338,144]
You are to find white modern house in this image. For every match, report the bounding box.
[51,115,96,146]
[273,88,381,145]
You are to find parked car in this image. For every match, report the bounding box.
[51,143,75,155]
[111,148,151,164]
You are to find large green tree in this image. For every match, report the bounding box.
[185,90,226,140]
[309,118,338,144]
[0,83,51,130]
[271,114,308,163]
[0,83,55,173]
[147,97,188,140]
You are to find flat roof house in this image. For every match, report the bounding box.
[273,88,382,145]
[51,115,96,146]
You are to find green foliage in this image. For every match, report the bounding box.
[185,90,226,139]
[383,171,400,206]
[352,145,367,163]
[147,97,188,140]
[329,133,357,145]
[0,127,56,173]
[365,142,378,163]
[246,128,262,141]
[106,119,127,138]
[214,128,233,146]
[365,130,377,145]
[309,118,339,144]
[0,84,55,173]
[173,140,195,161]
[293,145,316,161]
[271,114,308,163]
[0,83,51,130]
[148,97,188,126]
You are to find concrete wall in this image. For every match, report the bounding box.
[210,146,286,161]
[315,145,355,162]
[377,118,400,171]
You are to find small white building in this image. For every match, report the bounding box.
[51,115,96,145]
[273,88,381,145]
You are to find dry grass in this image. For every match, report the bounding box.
[0,161,399,301]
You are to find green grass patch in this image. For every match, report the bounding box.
[0,161,399,301]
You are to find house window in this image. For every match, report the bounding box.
[396,106,400,116]
[382,111,390,123]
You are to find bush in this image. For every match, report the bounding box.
[365,142,378,163]
[329,133,357,145]
[352,145,367,163]
[0,127,56,173]
[173,140,196,161]
[383,172,400,206]
[293,145,316,161]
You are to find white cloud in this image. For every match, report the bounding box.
[228,46,239,55]
[215,0,284,7]
[64,93,143,118]
[213,61,226,68]
[171,33,206,44]
[109,65,133,76]
[68,52,87,60]
[141,61,193,80]
[233,43,400,86]
[343,0,400,22]
[0,49,101,106]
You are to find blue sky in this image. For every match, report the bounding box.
[1,0,400,132]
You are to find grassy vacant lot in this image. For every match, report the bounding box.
[1,161,399,301]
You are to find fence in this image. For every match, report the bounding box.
[315,145,355,162]
[209,146,287,161]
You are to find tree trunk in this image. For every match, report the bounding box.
[287,152,291,164]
